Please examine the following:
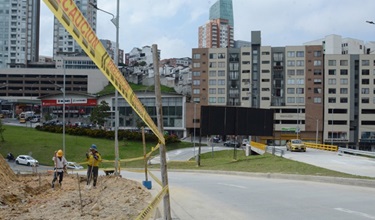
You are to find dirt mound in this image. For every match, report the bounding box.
[0,154,17,186]
[0,170,152,219]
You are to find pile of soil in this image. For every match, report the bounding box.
[0,154,152,219]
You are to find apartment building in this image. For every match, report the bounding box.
[191,32,325,145]
[324,54,375,151]
[0,0,40,68]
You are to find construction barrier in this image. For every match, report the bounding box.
[304,142,338,151]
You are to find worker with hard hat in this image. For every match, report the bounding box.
[52,149,67,189]
[86,144,102,189]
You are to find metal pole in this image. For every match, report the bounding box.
[331,108,334,145]
[63,57,66,156]
[193,102,196,158]
[297,77,300,139]
[153,44,171,219]
[316,119,318,144]
[114,0,120,176]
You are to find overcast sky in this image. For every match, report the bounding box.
[39,0,375,59]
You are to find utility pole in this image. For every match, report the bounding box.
[153,44,171,219]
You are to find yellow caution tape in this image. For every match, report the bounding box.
[135,185,169,220]
[43,0,165,145]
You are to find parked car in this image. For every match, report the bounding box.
[286,139,306,152]
[30,115,41,123]
[66,162,84,170]
[224,140,240,148]
[15,155,39,166]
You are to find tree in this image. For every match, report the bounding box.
[90,101,110,128]
[0,119,5,142]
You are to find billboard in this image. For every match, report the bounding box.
[200,106,274,136]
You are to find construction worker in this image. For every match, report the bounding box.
[52,149,67,189]
[86,144,102,188]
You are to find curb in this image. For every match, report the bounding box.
[164,169,375,189]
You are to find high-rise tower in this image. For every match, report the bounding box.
[198,0,234,48]
[0,0,40,68]
[53,0,97,58]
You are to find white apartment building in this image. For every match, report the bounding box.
[0,0,40,68]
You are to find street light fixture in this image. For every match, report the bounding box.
[90,1,120,175]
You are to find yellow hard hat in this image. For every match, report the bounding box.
[57,149,63,157]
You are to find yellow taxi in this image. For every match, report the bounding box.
[286,139,306,152]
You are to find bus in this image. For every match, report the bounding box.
[19,111,34,123]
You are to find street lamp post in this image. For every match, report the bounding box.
[63,59,66,156]
[331,107,334,145]
[90,1,120,175]
[193,102,197,158]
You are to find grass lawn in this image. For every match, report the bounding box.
[0,125,371,179]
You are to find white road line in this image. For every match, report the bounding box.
[334,208,375,219]
[217,183,247,189]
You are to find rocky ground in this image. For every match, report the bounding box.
[0,154,152,220]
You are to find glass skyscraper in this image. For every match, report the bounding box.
[209,0,234,27]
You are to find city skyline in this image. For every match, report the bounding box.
[39,0,375,59]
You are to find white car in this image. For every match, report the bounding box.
[66,162,84,170]
[15,155,39,166]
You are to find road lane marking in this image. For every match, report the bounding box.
[334,208,375,219]
[217,183,247,189]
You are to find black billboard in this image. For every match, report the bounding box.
[200,106,274,136]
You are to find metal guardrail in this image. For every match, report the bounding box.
[338,147,375,157]
[265,146,284,157]
[304,142,338,152]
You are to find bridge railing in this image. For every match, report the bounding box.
[338,147,375,158]
[304,142,338,152]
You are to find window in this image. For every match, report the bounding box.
[296,97,304,103]
[193,71,200,76]
[209,88,216,94]
[193,80,200,85]
[287,88,295,94]
[287,69,295,75]
[193,97,200,103]
[209,53,217,59]
[193,53,201,59]
[287,97,295,103]
[314,88,322,94]
[296,79,304,85]
[328,60,336,66]
[340,98,348,103]
[328,88,336,94]
[328,97,336,103]
[314,79,322,84]
[242,61,250,64]
[296,51,304,57]
[362,79,370,84]
[362,88,370,94]
[218,62,225,68]
[261,51,270,55]
[209,62,216,68]
[218,97,225,103]
[314,51,321,57]
[209,71,216,77]
[362,60,370,66]
[314,69,322,75]
[362,69,370,75]
[328,79,336,85]
[287,78,295,85]
[262,60,270,64]
[340,60,348,66]
[314,97,322,103]
[218,53,225,59]
[328,69,336,75]
[193,62,200,68]
[193,89,200,94]
[296,70,304,75]
[296,60,304,66]
[218,70,225,76]
[296,88,304,94]
[209,97,216,103]
[287,51,295,57]
[209,79,216,85]
[340,79,348,85]
[314,60,322,66]
[340,69,348,75]
[218,88,225,94]
[218,79,225,85]
[340,88,348,94]
[287,61,295,66]
[362,98,370,103]
[242,52,251,55]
